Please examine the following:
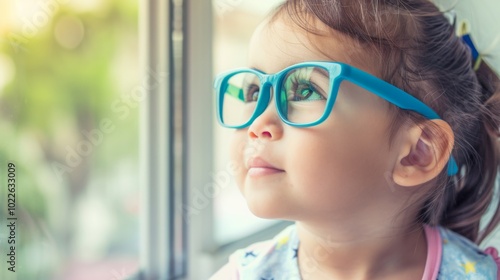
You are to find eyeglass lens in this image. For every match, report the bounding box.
[220,66,331,126]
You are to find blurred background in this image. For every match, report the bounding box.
[0,0,140,279]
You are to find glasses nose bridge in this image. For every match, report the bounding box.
[260,73,280,101]
[260,75,273,95]
[257,74,272,107]
[251,74,279,122]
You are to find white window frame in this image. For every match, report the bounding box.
[139,0,176,278]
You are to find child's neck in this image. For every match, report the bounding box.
[296,221,427,280]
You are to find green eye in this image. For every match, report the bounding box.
[284,68,327,102]
[291,82,324,101]
[286,78,326,101]
[245,84,260,102]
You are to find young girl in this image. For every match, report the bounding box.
[211,0,500,279]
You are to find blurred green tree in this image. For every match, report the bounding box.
[0,0,139,278]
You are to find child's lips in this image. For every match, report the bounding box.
[247,157,284,177]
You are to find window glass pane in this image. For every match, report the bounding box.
[213,0,285,245]
[0,1,139,279]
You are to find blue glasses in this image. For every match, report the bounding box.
[214,61,458,175]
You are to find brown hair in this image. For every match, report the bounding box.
[274,0,500,243]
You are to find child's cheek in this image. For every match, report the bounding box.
[229,130,248,190]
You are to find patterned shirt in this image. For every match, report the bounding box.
[211,224,500,280]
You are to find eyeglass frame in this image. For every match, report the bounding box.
[213,61,458,176]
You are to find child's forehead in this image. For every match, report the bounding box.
[247,13,379,76]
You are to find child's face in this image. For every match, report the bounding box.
[230,15,407,224]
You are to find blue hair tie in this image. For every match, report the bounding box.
[458,19,482,71]
[461,34,479,62]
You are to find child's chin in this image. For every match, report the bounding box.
[246,199,290,220]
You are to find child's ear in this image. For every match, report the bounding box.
[393,120,454,186]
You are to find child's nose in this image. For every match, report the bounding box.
[247,88,283,140]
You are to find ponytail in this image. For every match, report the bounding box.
[457,62,500,242]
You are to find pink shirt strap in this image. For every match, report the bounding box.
[211,225,499,280]
[422,225,442,280]
[484,247,500,280]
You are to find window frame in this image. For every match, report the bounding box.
[138,0,178,278]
